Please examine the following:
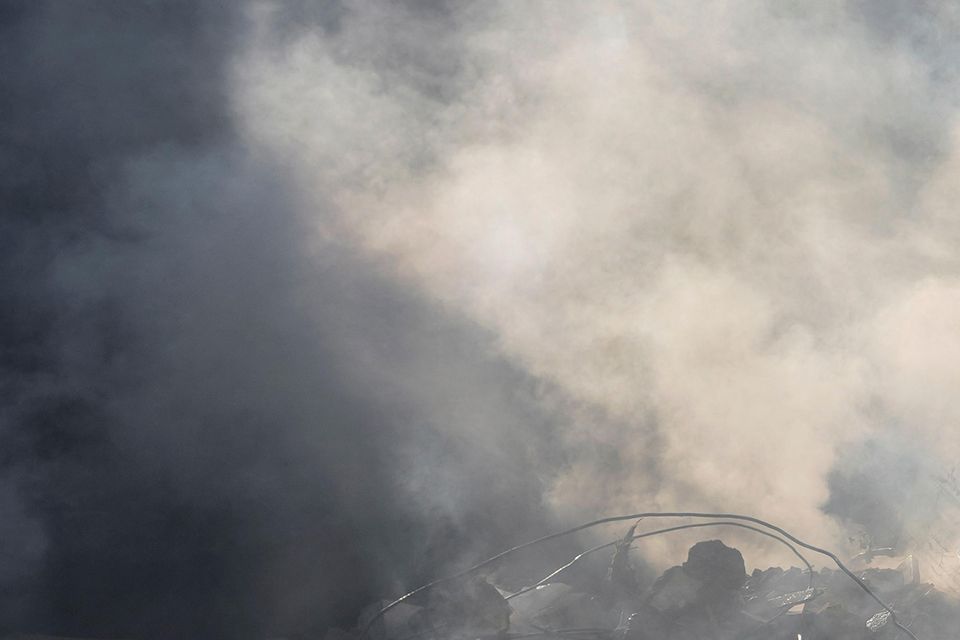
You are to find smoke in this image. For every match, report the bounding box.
[5,1,960,638]
[237,0,960,569]
[1,3,566,638]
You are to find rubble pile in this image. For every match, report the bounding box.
[5,523,955,639]
[352,525,960,640]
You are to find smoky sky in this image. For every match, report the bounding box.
[7,1,960,639]
[0,3,570,638]
[235,0,960,585]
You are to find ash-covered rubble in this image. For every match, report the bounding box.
[348,529,960,640]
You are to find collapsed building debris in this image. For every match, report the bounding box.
[349,512,960,640]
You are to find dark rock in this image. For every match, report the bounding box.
[683,540,747,591]
[648,566,703,613]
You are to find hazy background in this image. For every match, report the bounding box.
[4,1,960,638]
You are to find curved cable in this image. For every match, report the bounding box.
[506,520,813,601]
[361,511,920,640]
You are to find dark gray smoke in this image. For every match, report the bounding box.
[0,3,564,637]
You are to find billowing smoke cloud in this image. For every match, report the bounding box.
[1,3,568,638]
[237,0,960,571]
[6,1,960,638]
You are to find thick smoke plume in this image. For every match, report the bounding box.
[3,1,960,638]
[1,3,564,638]
[239,0,960,572]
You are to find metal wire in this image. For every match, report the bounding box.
[361,511,920,640]
[505,520,813,601]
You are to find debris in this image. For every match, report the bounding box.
[605,522,640,603]
[767,586,822,610]
[648,565,704,613]
[426,576,511,636]
[360,511,941,640]
[509,583,611,632]
[866,609,891,632]
[357,542,958,640]
[683,540,746,592]
[897,555,921,586]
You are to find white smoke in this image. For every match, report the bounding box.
[233,1,960,571]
